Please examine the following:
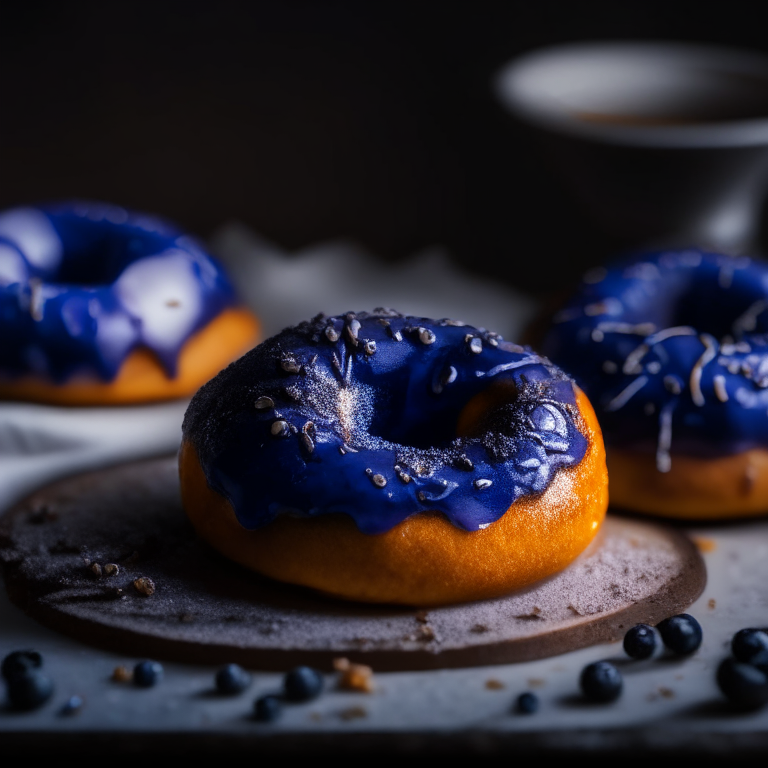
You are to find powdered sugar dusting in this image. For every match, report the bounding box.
[0,457,703,665]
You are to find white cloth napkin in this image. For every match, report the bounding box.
[209,224,536,340]
[0,400,188,512]
[0,225,535,512]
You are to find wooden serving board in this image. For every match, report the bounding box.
[0,456,706,671]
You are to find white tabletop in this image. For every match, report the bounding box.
[1,227,766,756]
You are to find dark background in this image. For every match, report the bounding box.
[3,1,768,298]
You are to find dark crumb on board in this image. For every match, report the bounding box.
[133,576,156,596]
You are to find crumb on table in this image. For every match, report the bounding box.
[338,705,368,720]
[333,657,375,692]
[112,665,133,683]
[692,536,717,553]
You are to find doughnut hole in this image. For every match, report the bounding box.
[607,446,768,520]
[0,308,259,405]
[179,387,608,606]
[455,379,524,438]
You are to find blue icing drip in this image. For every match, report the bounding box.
[540,248,768,462]
[184,311,589,534]
[0,201,237,383]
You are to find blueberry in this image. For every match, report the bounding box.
[580,661,622,703]
[515,691,539,714]
[283,666,324,702]
[5,669,54,711]
[2,650,43,681]
[716,657,768,711]
[657,613,702,655]
[59,694,84,716]
[751,649,768,675]
[731,628,768,664]
[623,624,660,660]
[133,660,164,687]
[254,694,282,721]
[215,663,251,695]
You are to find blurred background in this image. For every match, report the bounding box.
[3,0,768,299]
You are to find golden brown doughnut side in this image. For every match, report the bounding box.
[179,387,608,606]
[0,308,259,406]
[607,447,768,520]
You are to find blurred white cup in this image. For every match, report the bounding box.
[495,41,768,254]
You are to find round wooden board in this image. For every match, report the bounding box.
[0,456,706,671]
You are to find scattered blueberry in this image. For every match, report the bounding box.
[1,650,43,680]
[515,691,539,714]
[580,661,623,703]
[751,649,768,675]
[254,694,282,722]
[657,613,703,656]
[731,628,768,665]
[716,657,768,711]
[59,694,85,716]
[215,663,252,695]
[133,660,164,687]
[283,665,324,702]
[5,669,54,711]
[623,624,660,660]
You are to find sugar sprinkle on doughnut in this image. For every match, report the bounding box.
[183,311,592,535]
[604,376,649,412]
[418,327,437,345]
[542,248,768,514]
[689,334,718,408]
[469,337,483,354]
[713,375,729,403]
[271,420,291,438]
[543,249,768,459]
[656,403,675,473]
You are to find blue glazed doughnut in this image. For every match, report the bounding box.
[0,201,259,404]
[540,248,768,519]
[179,310,608,605]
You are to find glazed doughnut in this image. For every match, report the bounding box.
[179,310,608,606]
[540,248,768,520]
[0,201,259,405]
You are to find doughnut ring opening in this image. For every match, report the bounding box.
[0,201,259,405]
[540,248,768,519]
[180,311,608,606]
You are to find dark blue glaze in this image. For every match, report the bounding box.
[0,201,237,383]
[541,249,768,467]
[183,311,589,534]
